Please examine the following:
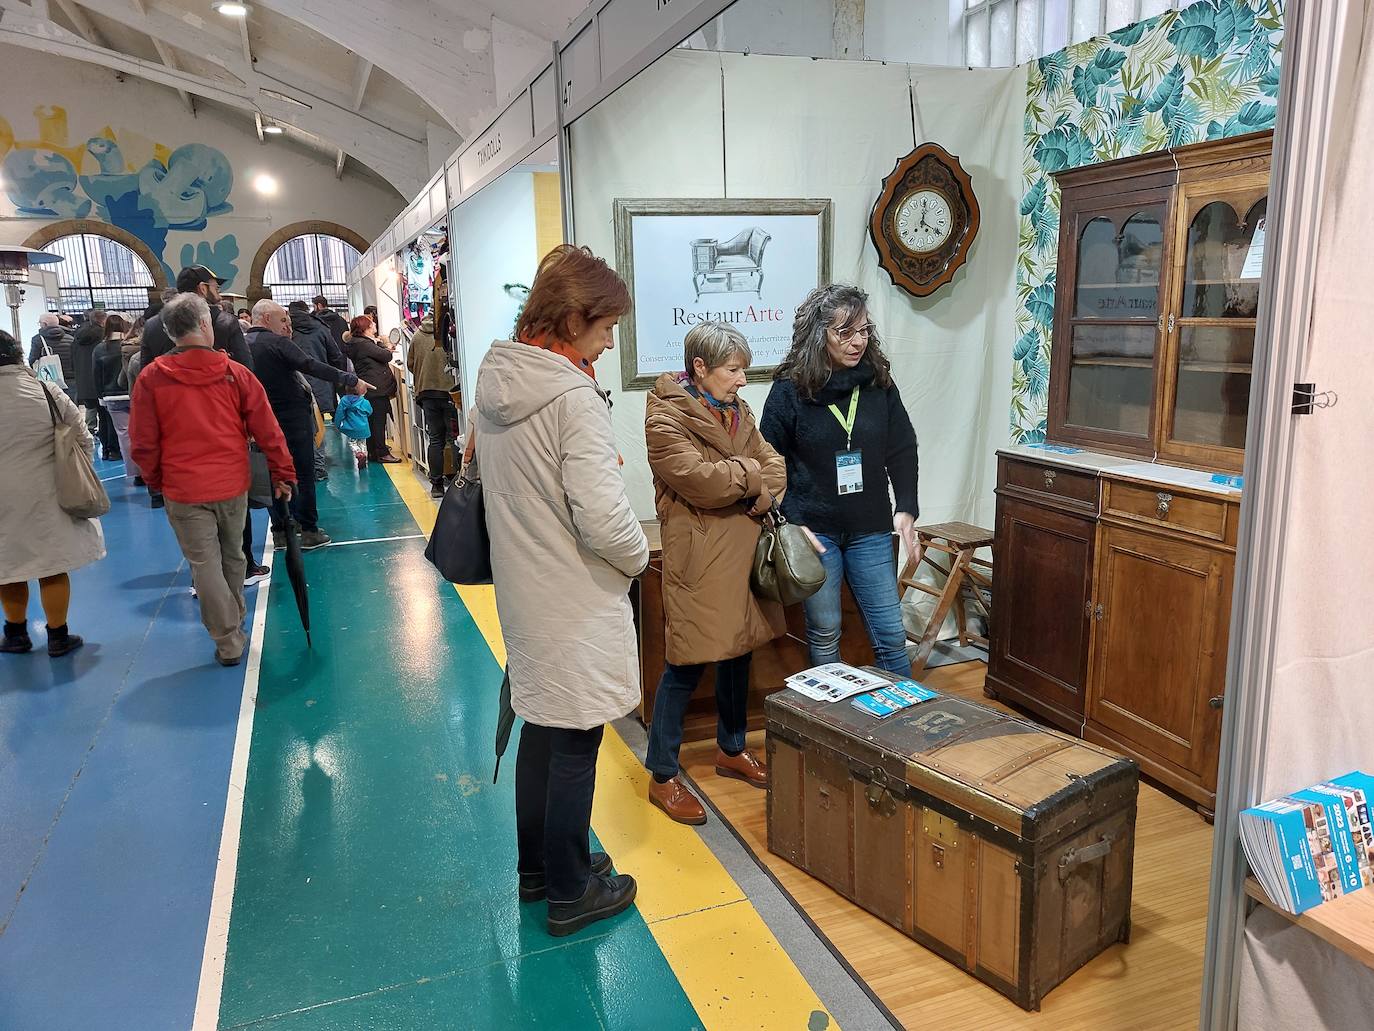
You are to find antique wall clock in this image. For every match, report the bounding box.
[870,143,980,297]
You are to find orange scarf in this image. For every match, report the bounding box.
[521,333,596,381]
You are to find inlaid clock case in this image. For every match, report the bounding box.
[870,142,981,298]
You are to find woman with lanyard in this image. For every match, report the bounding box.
[760,284,919,677]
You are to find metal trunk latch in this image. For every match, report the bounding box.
[865,767,896,816]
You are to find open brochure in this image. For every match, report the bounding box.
[1239,771,1374,914]
[784,663,892,703]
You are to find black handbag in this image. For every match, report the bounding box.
[751,505,826,606]
[424,451,492,584]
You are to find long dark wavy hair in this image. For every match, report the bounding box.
[774,284,893,400]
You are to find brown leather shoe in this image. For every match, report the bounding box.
[715,748,768,789]
[648,776,707,825]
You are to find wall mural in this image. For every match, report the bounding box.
[1011,0,1284,443]
[0,105,239,286]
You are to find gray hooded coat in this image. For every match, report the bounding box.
[474,339,648,730]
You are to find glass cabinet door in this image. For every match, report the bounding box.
[1163,183,1268,464]
[1059,204,1167,446]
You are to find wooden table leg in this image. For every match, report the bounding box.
[909,546,971,677]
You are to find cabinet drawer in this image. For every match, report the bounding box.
[1001,459,1098,510]
[1104,480,1229,541]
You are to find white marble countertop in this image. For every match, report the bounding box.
[999,443,1243,498]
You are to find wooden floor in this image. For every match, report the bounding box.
[680,660,1215,1031]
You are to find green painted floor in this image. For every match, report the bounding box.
[217,437,702,1030]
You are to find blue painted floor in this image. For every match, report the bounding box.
[0,459,261,1031]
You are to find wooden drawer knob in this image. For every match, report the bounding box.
[1044,469,1057,489]
[1156,492,1173,519]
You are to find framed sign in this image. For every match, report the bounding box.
[613,198,833,390]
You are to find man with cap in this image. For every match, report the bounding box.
[140,266,260,581]
[140,265,253,370]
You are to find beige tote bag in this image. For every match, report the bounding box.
[41,383,111,519]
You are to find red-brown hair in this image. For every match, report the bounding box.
[514,244,631,344]
[349,315,373,338]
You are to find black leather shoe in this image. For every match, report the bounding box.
[47,633,84,657]
[518,852,612,903]
[546,873,637,937]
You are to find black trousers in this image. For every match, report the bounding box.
[95,403,120,456]
[515,721,605,904]
[366,395,393,459]
[242,507,257,566]
[417,396,457,484]
[269,419,319,533]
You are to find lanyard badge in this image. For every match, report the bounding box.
[829,386,863,496]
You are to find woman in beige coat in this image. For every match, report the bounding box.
[643,321,786,825]
[474,245,648,938]
[0,332,103,656]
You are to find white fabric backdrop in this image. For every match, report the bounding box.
[1239,5,1374,1025]
[569,50,1027,533]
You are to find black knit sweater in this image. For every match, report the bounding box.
[759,363,919,535]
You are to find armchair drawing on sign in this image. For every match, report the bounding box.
[690,227,771,300]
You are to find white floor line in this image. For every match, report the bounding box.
[320,533,426,548]
[98,474,127,482]
[191,546,276,1031]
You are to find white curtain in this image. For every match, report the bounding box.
[1238,4,1374,1024]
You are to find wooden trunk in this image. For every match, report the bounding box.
[766,680,1138,1011]
[633,520,883,742]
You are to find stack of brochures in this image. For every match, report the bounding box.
[1239,771,1374,914]
[784,663,892,703]
[851,681,939,718]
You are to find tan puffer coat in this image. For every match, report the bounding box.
[646,373,786,666]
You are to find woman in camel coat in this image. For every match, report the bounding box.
[643,321,786,826]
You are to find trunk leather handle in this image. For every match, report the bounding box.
[1057,834,1116,878]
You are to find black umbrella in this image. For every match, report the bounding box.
[273,495,312,649]
[493,669,516,783]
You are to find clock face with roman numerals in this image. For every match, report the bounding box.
[896,190,954,254]
[870,143,980,298]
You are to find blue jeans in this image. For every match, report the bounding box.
[644,652,752,779]
[804,532,912,677]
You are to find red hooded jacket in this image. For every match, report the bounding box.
[129,347,295,505]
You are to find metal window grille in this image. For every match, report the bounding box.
[45,233,156,315]
[263,233,361,310]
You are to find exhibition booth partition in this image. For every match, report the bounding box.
[351,0,1373,1026]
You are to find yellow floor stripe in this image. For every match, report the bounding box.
[385,461,837,1030]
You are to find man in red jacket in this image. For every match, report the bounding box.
[129,293,295,666]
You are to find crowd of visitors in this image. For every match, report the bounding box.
[1,247,919,942]
[0,264,401,664]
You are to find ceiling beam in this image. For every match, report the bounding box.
[350,56,372,111]
[52,0,104,45]
[237,13,251,66]
[249,0,493,133]
[0,10,425,196]
[334,149,345,179]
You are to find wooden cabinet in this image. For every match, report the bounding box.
[987,454,1239,815]
[1085,522,1232,801]
[988,488,1096,733]
[1049,132,1271,473]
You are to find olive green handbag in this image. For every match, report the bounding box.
[751,505,826,606]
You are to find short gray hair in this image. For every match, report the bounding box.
[39,313,59,328]
[684,320,752,378]
[162,293,211,341]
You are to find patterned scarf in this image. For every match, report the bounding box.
[676,372,740,436]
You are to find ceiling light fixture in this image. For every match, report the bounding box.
[212,2,252,16]
[262,123,284,135]
[253,173,278,196]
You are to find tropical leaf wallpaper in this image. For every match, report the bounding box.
[1011,0,1284,443]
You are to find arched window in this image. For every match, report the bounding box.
[46,233,156,314]
[263,233,360,309]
